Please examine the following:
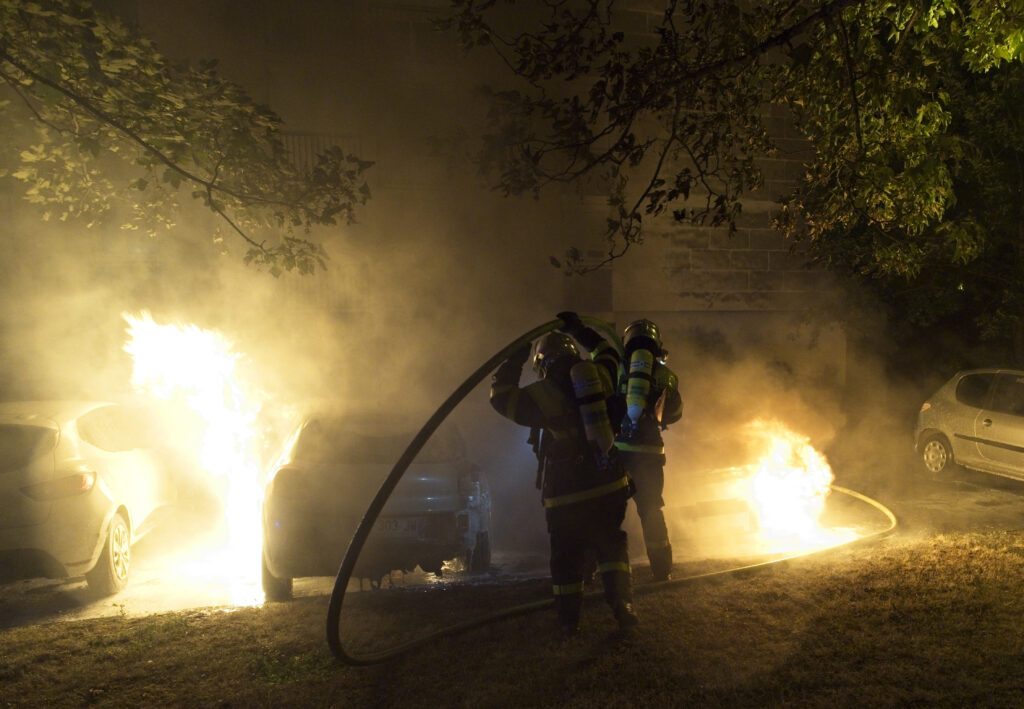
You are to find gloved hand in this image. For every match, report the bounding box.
[494,342,531,386]
[556,311,583,333]
[508,342,532,368]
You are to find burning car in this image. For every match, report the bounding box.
[261,413,492,600]
[0,401,177,595]
[664,419,845,556]
[916,368,1024,479]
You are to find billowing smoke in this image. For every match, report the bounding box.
[0,0,946,599]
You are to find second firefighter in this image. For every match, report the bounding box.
[615,318,683,582]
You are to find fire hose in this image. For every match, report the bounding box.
[325,319,898,665]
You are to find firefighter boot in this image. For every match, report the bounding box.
[648,542,673,582]
[554,593,582,637]
[601,568,639,631]
[614,601,639,631]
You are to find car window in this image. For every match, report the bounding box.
[955,373,994,409]
[77,406,120,451]
[0,425,58,473]
[990,374,1024,417]
[77,405,151,452]
[293,418,464,465]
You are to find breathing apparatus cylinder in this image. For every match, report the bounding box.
[570,359,615,465]
[625,348,655,424]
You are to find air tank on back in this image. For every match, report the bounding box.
[570,359,615,463]
[625,348,655,426]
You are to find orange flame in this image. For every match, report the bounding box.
[123,311,264,605]
[741,419,855,552]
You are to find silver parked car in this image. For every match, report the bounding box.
[0,401,177,595]
[915,368,1024,479]
[261,413,492,600]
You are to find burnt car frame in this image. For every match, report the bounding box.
[261,413,491,600]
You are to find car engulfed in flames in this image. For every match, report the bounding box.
[121,311,493,604]
[666,419,856,557]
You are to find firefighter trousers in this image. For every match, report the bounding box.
[548,494,631,628]
[621,450,673,580]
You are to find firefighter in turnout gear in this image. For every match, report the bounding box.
[490,312,638,635]
[616,318,683,582]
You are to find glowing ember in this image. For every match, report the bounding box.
[741,419,856,552]
[123,311,264,605]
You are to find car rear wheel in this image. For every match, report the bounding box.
[262,552,293,602]
[469,531,491,574]
[921,435,957,477]
[86,511,130,596]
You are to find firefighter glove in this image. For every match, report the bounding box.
[509,342,532,367]
[556,311,583,334]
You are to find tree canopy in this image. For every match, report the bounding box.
[0,0,372,275]
[443,0,1024,349]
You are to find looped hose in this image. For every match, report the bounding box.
[326,319,564,664]
[324,320,898,665]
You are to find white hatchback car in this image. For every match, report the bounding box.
[915,369,1024,479]
[0,401,177,595]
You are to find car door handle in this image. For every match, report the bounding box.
[983,418,993,426]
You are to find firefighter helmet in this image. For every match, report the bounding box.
[532,332,580,379]
[622,318,662,356]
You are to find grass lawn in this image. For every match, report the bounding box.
[4,525,1024,708]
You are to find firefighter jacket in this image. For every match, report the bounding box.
[490,328,630,512]
[614,358,682,456]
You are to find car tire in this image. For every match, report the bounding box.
[86,511,130,596]
[261,552,293,602]
[921,434,958,477]
[469,531,491,574]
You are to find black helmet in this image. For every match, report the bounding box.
[531,332,579,379]
[622,318,662,355]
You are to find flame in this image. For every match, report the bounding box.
[123,311,264,605]
[741,419,856,552]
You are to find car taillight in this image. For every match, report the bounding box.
[21,471,97,500]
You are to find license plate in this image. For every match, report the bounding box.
[378,516,424,538]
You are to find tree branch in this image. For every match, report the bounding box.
[0,65,69,134]
[669,0,863,84]
[627,94,683,219]
[832,11,863,152]
[0,47,305,219]
[206,184,264,250]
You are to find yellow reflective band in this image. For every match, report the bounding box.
[543,476,630,508]
[613,441,665,454]
[597,562,631,575]
[645,538,671,551]
[552,582,584,596]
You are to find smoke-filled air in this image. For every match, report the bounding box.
[0,1,925,624]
